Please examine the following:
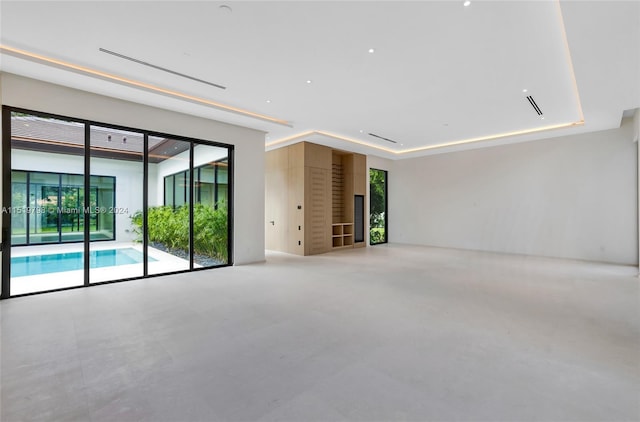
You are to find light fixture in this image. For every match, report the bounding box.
[306,80,312,84]
[541,116,545,120]
[368,48,375,53]
[0,45,291,127]
[463,0,471,6]
[522,88,528,93]
[267,120,585,154]
[359,129,364,133]
[266,99,271,103]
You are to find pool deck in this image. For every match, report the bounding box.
[9,241,195,295]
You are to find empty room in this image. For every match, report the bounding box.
[0,1,638,421]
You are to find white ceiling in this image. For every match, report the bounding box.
[1,1,638,159]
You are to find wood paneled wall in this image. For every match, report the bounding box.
[265,141,366,255]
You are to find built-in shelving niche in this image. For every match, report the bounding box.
[332,223,354,248]
[332,151,355,249]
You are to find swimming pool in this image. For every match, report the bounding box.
[11,248,156,277]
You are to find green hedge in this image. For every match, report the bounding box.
[370,227,385,244]
[131,203,228,262]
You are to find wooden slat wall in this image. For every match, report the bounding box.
[332,153,345,223]
[305,166,331,255]
[343,154,355,225]
[265,142,366,256]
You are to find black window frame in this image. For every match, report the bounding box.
[9,169,116,246]
[369,168,388,245]
[1,106,235,299]
[164,158,229,210]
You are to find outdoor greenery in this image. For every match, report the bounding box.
[370,169,387,244]
[370,227,385,244]
[130,203,228,263]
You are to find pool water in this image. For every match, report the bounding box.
[11,248,156,277]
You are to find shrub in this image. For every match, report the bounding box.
[130,202,228,263]
[370,227,385,244]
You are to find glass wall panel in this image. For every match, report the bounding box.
[4,107,233,297]
[369,168,388,245]
[217,159,229,205]
[10,112,85,294]
[89,126,143,283]
[175,171,187,207]
[198,166,214,205]
[60,173,85,243]
[28,172,60,244]
[10,171,28,246]
[164,175,174,208]
[193,145,229,268]
[147,136,191,275]
[90,176,115,241]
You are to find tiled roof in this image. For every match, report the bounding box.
[9,114,186,162]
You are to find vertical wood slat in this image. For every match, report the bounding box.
[332,159,344,222]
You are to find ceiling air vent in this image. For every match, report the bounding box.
[99,47,226,90]
[368,132,398,144]
[526,95,543,116]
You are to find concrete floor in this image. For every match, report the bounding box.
[1,244,638,421]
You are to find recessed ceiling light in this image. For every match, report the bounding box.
[266,99,271,103]
[541,116,545,120]
[463,0,471,6]
[306,80,312,84]
[522,88,528,93]
[368,48,375,53]
[359,129,364,133]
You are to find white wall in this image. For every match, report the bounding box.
[1,72,266,266]
[390,118,638,265]
[633,108,640,143]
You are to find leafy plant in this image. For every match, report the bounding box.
[370,228,385,244]
[370,169,387,243]
[130,202,228,263]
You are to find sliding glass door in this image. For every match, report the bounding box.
[193,144,230,268]
[8,113,86,294]
[369,168,387,245]
[2,107,233,298]
[89,125,144,283]
[147,136,191,275]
